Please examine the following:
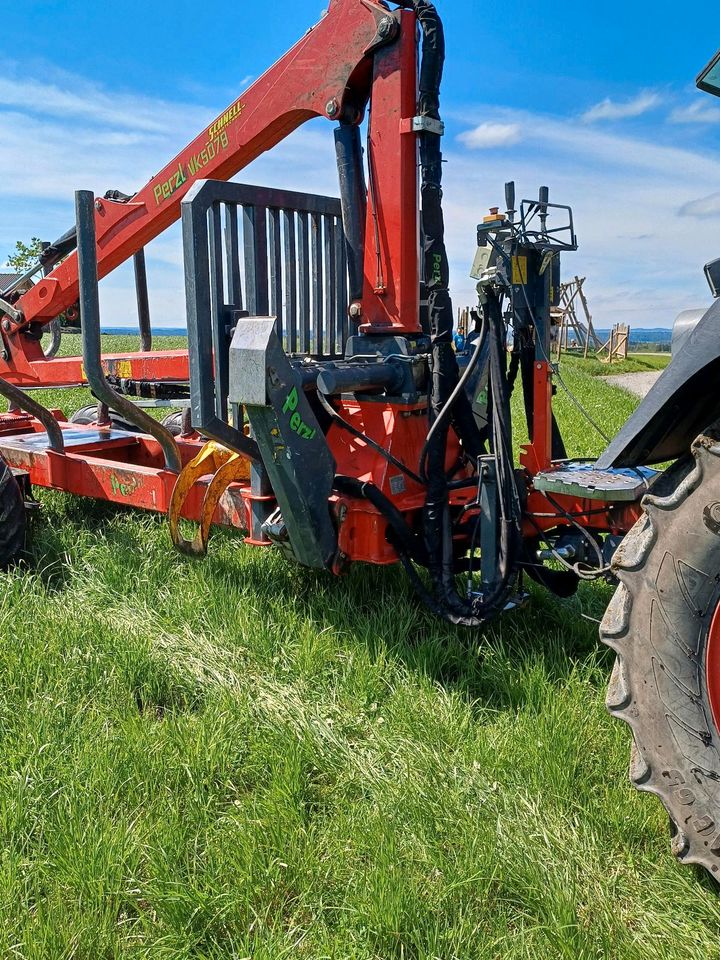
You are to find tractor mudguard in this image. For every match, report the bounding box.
[596,298,720,468]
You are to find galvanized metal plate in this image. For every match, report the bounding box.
[533,462,657,502]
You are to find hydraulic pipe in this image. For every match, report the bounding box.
[334,124,367,304]
[75,190,181,473]
[317,362,404,396]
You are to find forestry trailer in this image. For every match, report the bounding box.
[2,0,720,879]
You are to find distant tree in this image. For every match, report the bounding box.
[6,238,43,272]
[5,238,74,330]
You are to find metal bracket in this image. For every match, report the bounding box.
[229,318,337,570]
[411,116,445,136]
[0,297,21,324]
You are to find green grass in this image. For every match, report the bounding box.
[560,353,671,378]
[0,336,718,958]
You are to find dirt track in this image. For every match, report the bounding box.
[603,371,661,398]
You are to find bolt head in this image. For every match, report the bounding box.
[326,98,339,118]
[377,15,396,39]
[349,302,363,319]
[2,320,10,332]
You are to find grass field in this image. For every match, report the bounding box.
[2,338,719,959]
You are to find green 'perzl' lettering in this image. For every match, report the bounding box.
[283,387,299,414]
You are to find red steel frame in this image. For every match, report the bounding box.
[0,415,252,530]
[519,358,643,538]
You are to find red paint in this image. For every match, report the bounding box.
[522,486,642,539]
[0,418,256,530]
[706,602,720,733]
[0,349,189,388]
[0,2,642,574]
[329,398,473,564]
[359,10,420,335]
[520,360,553,474]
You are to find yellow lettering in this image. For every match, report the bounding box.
[207,99,245,140]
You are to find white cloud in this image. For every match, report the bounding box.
[449,103,720,325]
[3,62,718,333]
[0,71,210,135]
[678,191,720,218]
[670,100,720,124]
[582,90,661,123]
[457,122,522,149]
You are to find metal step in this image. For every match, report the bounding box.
[533,462,657,502]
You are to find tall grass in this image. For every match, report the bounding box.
[0,337,714,958]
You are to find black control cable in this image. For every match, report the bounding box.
[317,390,424,486]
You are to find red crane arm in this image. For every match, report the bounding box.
[12,0,409,333]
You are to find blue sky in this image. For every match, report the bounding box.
[2,0,720,329]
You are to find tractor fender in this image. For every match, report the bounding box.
[596,297,720,468]
[672,307,707,355]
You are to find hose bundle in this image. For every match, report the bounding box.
[397,0,521,626]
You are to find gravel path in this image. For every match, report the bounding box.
[603,370,662,398]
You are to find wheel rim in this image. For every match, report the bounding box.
[706,600,720,732]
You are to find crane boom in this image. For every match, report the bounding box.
[2,0,419,384]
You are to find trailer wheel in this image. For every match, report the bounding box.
[0,457,25,567]
[161,410,186,437]
[161,410,206,440]
[602,434,720,879]
[70,404,140,433]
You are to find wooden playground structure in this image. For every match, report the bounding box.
[460,276,630,363]
[552,277,629,363]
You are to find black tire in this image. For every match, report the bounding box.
[0,457,26,567]
[161,411,184,437]
[161,410,205,440]
[602,435,720,878]
[70,404,139,433]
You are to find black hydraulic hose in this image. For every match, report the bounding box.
[393,0,510,625]
[426,295,521,628]
[333,476,428,565]
[317,391,424,486]
[379,3,521,626]
[486,294,523,574]
[507,343,521,394]
[419,319,487,482]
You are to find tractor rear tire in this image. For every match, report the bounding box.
[601,434,720,879]
[0,457,26,567]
